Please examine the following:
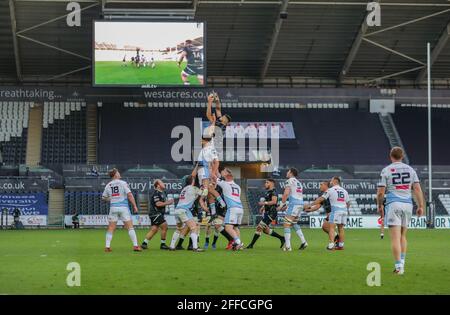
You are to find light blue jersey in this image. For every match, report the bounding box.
[217,179,243,209]
[175,185,202,211]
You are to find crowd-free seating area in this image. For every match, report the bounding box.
[0,102,30,164]
[98,105,390,165]
[437,194,450,215]
[41,102,87,164]
[393,107,450,165]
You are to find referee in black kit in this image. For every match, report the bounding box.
[141,179,174,250]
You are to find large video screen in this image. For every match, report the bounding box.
[93,21,205,87]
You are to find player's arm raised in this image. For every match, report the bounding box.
[413,182,425,217]
[206,94,215,123]
[214,93,222,118]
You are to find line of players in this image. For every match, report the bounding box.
[101,90,425,274]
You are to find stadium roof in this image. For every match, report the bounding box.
[0,0,449,87]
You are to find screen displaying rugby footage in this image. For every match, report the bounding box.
[93,21,205,87]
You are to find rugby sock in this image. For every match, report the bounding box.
[284,228,291,249]
[216,196,226,208]
[249,231,261,246]
[205,237,210,244]
[170,231,180,248]
[105,232,113,248]
[177,236,185,247]
[188,237,193,248]
[395,260,402,270]
[269,229,284,241]
[191,232,199,249]
[143,239,149,245]
[209,203,217,216]
[128,229,138,247]
[293,224,306,243]
[212,233,219,245]
[401,253,406,266]
[221,229,233,241]
[161,239,166,244]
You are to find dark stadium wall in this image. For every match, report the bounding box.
[97,104,391,165]
[393,108,450,165]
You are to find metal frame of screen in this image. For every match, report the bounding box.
[92,20,206,88]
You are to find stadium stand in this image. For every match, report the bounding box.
[0,102,30,164]
[41,102,87,164]
[98,105,390,165]
[392,107,450,165]
[437,194,450,215]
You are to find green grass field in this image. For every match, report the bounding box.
[94,61,201,86]
[0,228,449,295]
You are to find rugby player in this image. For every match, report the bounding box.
[141,179,173,250]
[218,168,244,250]
[304,181,339,244]
[276,168,308,251]
[168,173,205,252]
[207,182,234,250]
[377,147,424,275]
[178,39,204,85]
[206,92,232,143]
[102,168,141,252]
[197,113,227,216]
[247,179,285,249]
[305,177,350,250]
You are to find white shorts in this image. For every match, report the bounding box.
[330,211,347,225]
[175,208,194,225]
[286,204,303,217]
[197,167,210,182]
[108,207,131,223]
[224,207,243,225]
[385,202,413,227]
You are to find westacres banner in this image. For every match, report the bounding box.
[0,193,48,226]
[3,86,450,104]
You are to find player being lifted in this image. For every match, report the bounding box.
[197,111,227,218]
[178,39,204,85]
[247,179,285,249]
[169,169,205,252]
[305,177,350,250]
[377,147,424,275]
[141,179,173,250]
[277,168,308,251]
[102,168,141,252]
[218,168,245,250]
